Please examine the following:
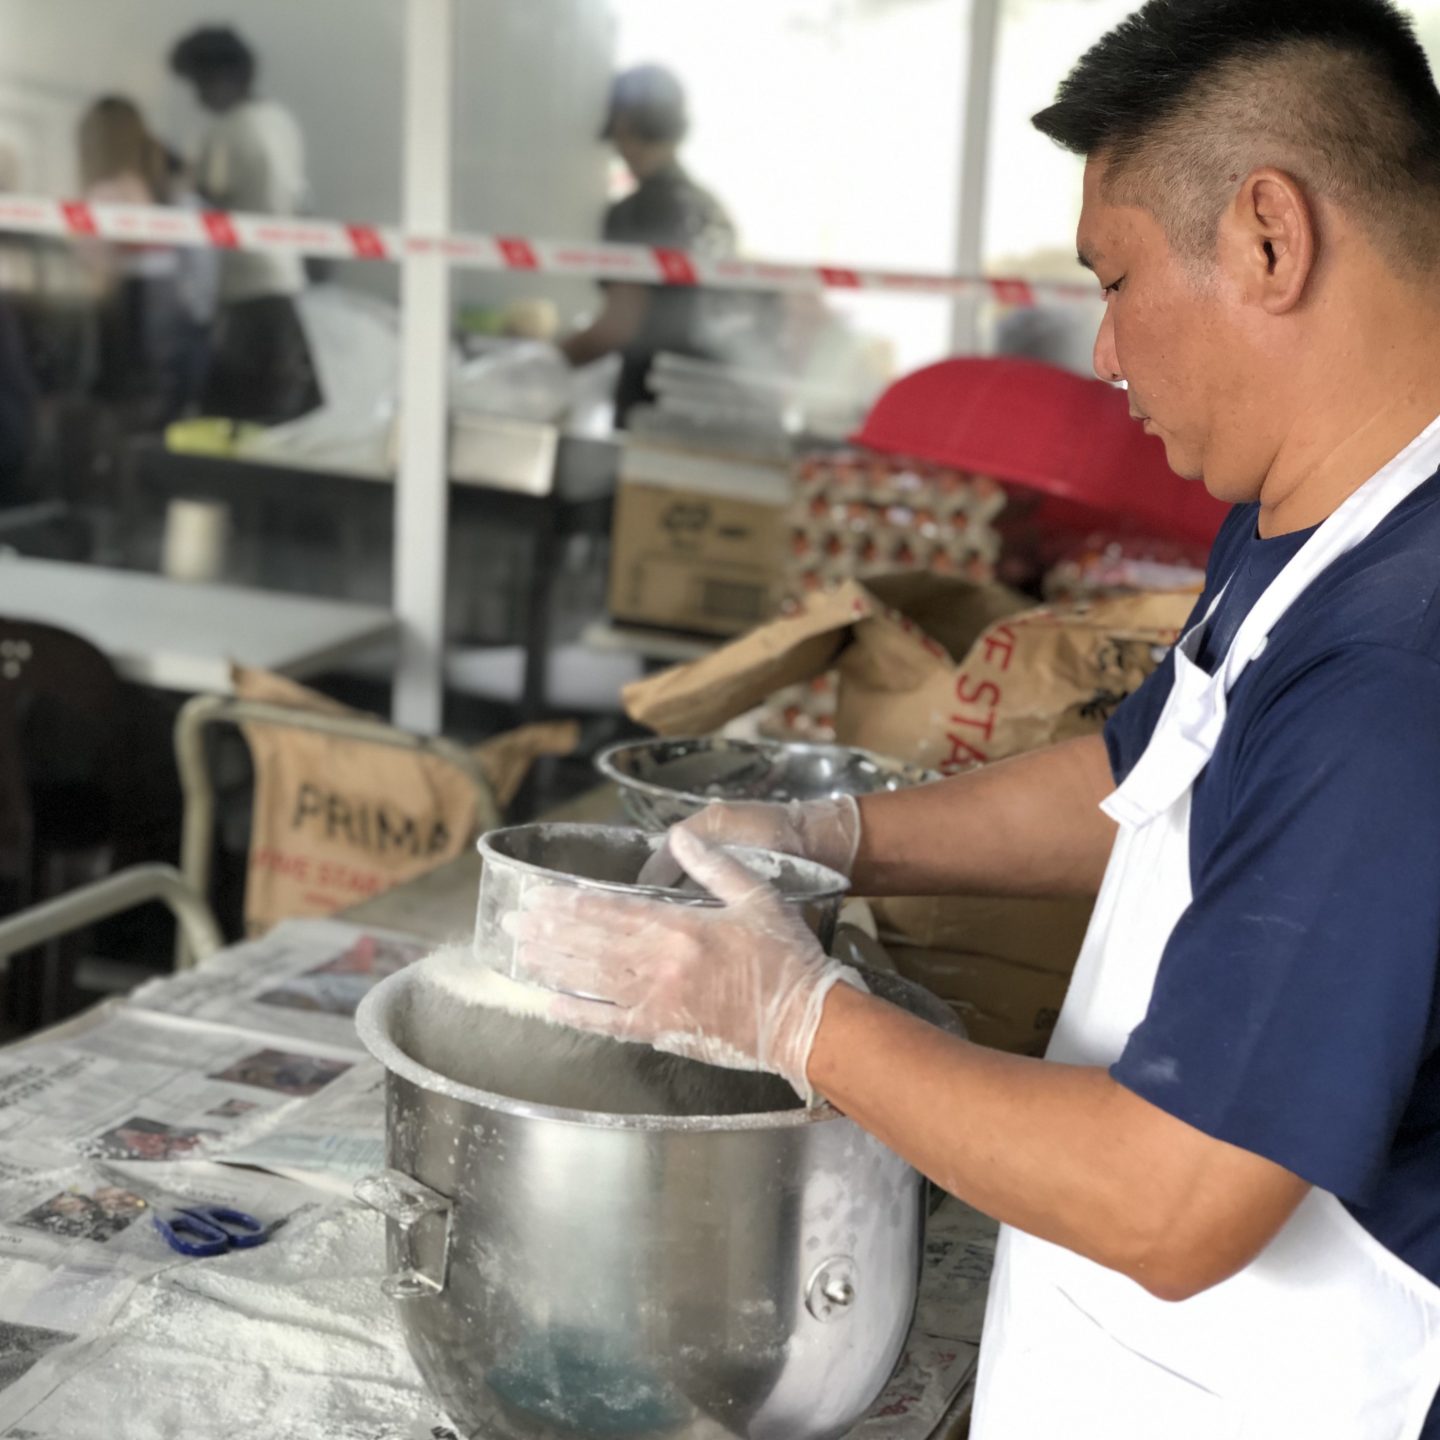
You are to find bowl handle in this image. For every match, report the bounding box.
[355,1168,453,1299]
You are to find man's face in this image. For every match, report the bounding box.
[195,75,245,115]
[1077,157,1272,502]
[609,118,674,182]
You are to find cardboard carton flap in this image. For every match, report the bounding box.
[861,572,1031,661]
[621,580,873,735]
[622,576,1031,737]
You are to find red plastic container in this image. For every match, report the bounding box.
[852,357,1229,552]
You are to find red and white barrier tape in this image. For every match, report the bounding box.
[0,194,1096,307]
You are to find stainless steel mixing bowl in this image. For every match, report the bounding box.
[596,737,939,832]
[356,962,960,1440]
[475,822,850,981]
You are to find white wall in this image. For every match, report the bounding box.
[611,0,970,372]
[450,0,615,316]
[0,0,614,309]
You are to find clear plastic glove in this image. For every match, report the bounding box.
[506,828,867,1103]
[636,794,862,890]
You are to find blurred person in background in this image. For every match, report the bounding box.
[170,25,320,425]
[77,96,216,427]
[0,299,37,503]
[562,64,738,424]
[0,142,38,499]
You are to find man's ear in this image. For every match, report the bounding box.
[1223,167,1317,315]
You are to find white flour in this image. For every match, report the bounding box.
[402,946,798,1119]
[0,1201,445,1438]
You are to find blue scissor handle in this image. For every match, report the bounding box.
[194,1206,267,1248]
[154,1206,267,1257]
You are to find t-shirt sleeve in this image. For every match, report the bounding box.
[1112,644,1440,1203]
[1104,647,1178,784]
[1103,507,1249,784]
[603,188,688,247]
[1103,586,1213,783]
[601,193,683,308]
[601,197,630,245]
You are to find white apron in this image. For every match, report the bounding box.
[972,415,1440,1440]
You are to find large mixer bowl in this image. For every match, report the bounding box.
[475,822,850,981]
[597,737,939,832]
[356,961,959,1440]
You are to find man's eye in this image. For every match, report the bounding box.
[1101,277,1125,297]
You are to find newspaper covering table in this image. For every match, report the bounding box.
[0,917,995,1438]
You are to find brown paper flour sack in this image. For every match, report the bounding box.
[234,667,577,937]
[834,588,1192,775]
[624,580,1195,1052]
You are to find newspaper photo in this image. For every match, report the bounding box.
[917,1199,999,1346]
[131,919,430,1056]
[0,1008,359,1174]
[215,1057,387,1197]
[850,1333,980,1439]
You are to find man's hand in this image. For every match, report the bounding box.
[853,734,1120,897]
[636,794,861,889]
[507,829,866,1102]
[560,283,649,367]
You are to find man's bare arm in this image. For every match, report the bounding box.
[560,284,648,366]
[810,986,1310,1300]
[853,734,1119,898]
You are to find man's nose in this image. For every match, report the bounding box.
[1092,304,1122,384]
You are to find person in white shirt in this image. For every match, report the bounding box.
[170,26,320,424]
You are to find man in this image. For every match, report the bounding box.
[516,1,1440,1434]
[562,64,737,424]
[170,26,319,424]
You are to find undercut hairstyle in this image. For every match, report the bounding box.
[1034,0,1440,275]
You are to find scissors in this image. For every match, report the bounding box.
[153,1206,269,1257]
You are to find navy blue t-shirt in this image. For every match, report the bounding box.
[1105,473,1440,1432]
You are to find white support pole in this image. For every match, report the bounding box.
[951,0,1002,356]
[393,0,455,733]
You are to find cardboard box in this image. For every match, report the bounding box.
[624,578,1196,1050]
[874,893,1096,1055]
[608,440,790,637]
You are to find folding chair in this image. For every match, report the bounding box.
[0,865,222,977]
[0,617,128,1025]
[173,693,502,967]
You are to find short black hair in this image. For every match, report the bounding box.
[1035,0,1440,272]
[169,26,256,88]
[600,64,689,145]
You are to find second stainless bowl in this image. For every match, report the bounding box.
[597,737,939,831]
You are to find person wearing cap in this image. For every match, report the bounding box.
[562,64,736,424]
[515,1,1440,1435]
[170,26,319,425]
